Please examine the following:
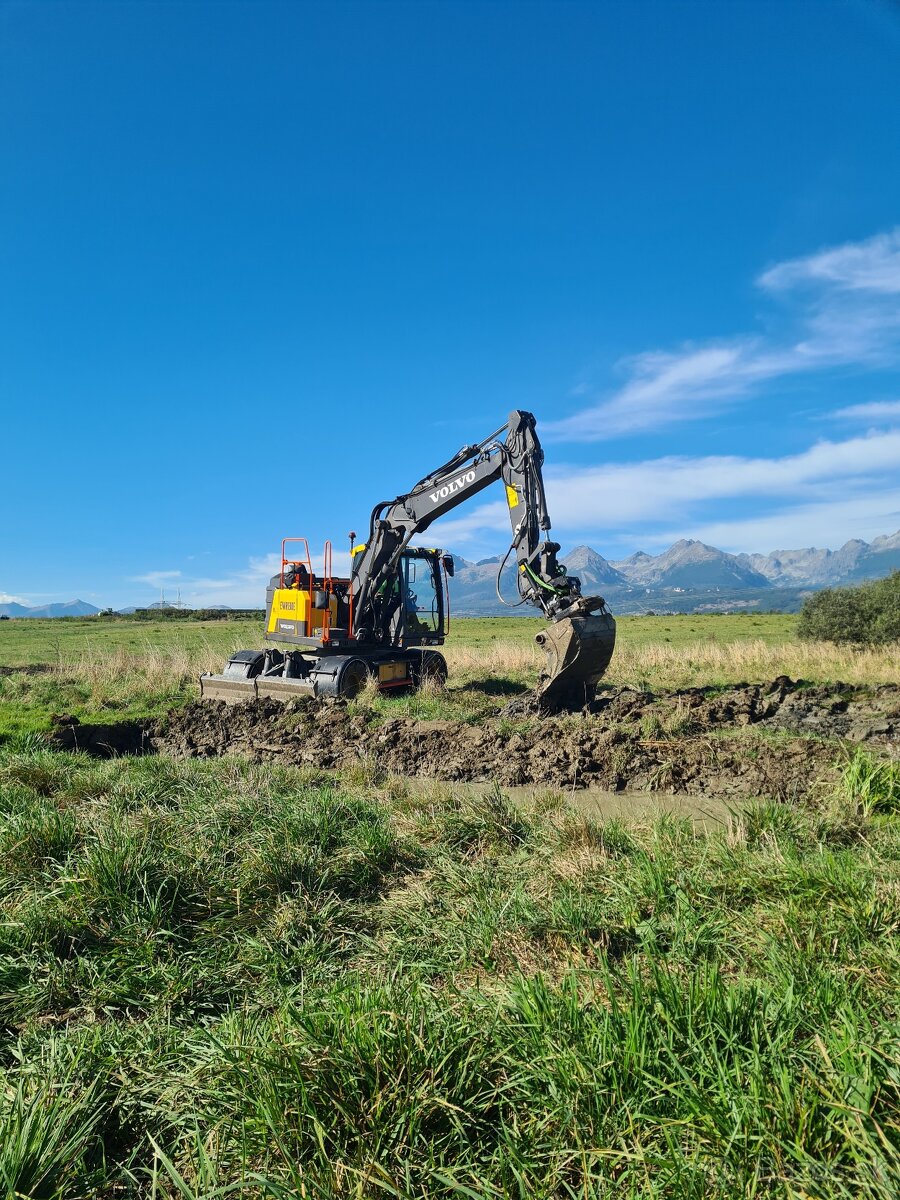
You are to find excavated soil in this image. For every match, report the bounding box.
[116,677,900,800]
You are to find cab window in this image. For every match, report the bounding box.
[402,555,440,635]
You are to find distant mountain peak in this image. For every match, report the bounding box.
[611,540,771,589]
[561,546,627,586]
[739,528,900,587]
[564,544,607,567]
[0,598,100,619]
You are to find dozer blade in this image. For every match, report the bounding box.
[534,609,616,710]
[198,674,259,704]
[198,673,319,704]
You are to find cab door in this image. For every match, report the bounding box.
[400,552,444,641]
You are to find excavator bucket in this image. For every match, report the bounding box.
[534,609,616,710]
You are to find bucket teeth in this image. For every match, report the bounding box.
[535,609,616,710]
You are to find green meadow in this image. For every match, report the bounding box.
[0,614,898,1196]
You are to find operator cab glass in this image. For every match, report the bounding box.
[401,550,442,639]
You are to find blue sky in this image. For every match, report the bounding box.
[2,0,900,608]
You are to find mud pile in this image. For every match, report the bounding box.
[591,676,900,743]
[142,678,898,800]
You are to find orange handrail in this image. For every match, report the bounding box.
[281,538,314,632]
[281,537,313,587]
[279,538,346,645]
[321,540,333,644]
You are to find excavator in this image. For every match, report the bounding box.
[200,411,615,710]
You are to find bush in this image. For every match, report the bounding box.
[797,571,900,645]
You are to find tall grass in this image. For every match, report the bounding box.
[0,1040,104,1200]
[1,741,898,1196]
[447,636,900,689]
[842,748,900,814]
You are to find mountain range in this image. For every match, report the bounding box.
[2,531,898,618]
[0,599,101,619]
[448,529,900,616]
[611,530,900,590]
[736,530,900,586]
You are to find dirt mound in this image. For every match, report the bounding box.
[590,676,900,743]
[149,680,899,799]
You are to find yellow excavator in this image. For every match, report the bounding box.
[200,411,615,710]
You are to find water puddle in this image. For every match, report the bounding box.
[387,776,736,827]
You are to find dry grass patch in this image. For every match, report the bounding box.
[448,634,900,692]
[608,636,900,688]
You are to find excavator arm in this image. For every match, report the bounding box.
[351,411,616,707]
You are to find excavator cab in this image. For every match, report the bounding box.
[348,543,450,649]
[383,549,447,645]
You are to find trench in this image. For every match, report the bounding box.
[46,678,899,803]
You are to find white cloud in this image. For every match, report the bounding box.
[129,570,183,588]
[0,592,27,605]
[124,549,354,609]
[431,501,510,547]
[832,399,900,421]
[655,492,900,555]
[430,429,900,556]
[759,228,900,294]
[546,228,900,442]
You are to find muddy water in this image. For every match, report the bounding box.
[390,776,737,827]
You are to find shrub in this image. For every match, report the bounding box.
[797,571,900,645]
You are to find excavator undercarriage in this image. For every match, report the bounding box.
[200,411,616,710]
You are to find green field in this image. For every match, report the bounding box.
[1,615,899,1196]
[0,612,798,742]
[1,739,899,1197]
[0,615,262,669]
[0,611,798,668]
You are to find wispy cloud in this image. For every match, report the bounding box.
[832,399,900,421]
[759,228,900,294]
[658,492,900,556]
[128,570,183,589]
[546,228,900,441]
[431,429,900,556]
[0,592,27,606]
[124,549,354,609]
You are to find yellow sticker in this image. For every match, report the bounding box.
[505,484,519,508]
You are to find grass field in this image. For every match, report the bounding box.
[1,740,899,1197]
[1,615,898,1195]
[0,612,796,669]
[2,612,899,742]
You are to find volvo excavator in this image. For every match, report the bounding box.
[200,411,615,710]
